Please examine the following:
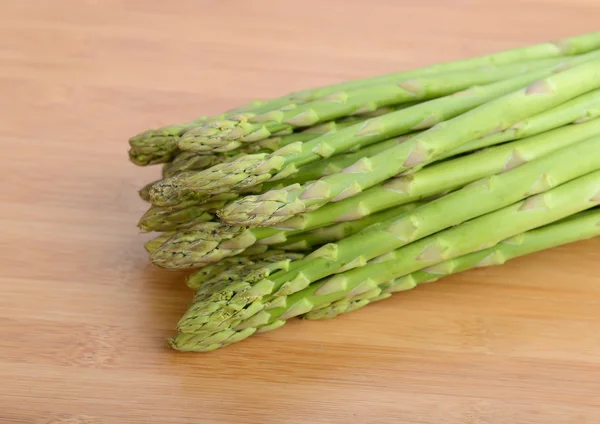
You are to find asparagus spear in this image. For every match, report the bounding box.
[129,32,600,166]
[289,173,600,323]
[304,207,600,320]
[281,30,600,101]
[190,252,307,298]
[148,131,416,208]
[159,110,406,178]
[171,174,600,352]
[138,205,215,233]
[176,135,600,334]
[129,116,212,166]
[128,99,299,166]
[178,60,563,152]
[149,118,600,267]
[219,57,600,226]
[162,126,335,178]
[435,87,600,160]
[186,251,305,291]
[129,91,399,168]
[139,87,600,212]
[150,201,424,268]
[153,52,600,204]
[138,191,239,232]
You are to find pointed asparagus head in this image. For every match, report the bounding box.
[150,222,256,269]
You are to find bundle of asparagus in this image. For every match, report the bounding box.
[129,31,600,352]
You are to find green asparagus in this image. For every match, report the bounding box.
[435,87,600,160]
[150,201,424,268]
[186,251,305,291]
[126,31,600,354]
[178,60,563,152]
[303,207,600,320]
[149,132,416,208]
[149,117,600,267]
[128,99,299,166]
[219,57,600,226]
[138,205,215,233]
[190,252,307,298]
[175,135,600,334]
[153,51,600,205]
[171,176,600,352]
[160,110,407,178]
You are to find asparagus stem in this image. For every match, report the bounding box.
[129,32,600,165]
[155,52,600,204]
[286,172,600,327]
[178,60,564,152]
[218,56,600,226]
[171,200,600,352]
[150,201,424,268]
[149,118,600,267]
[128,100,298,166]
[138,205,215,233]
[175,135,600,334]
[139,87,600,207]
[151,131,418,208]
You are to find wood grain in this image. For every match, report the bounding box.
[1,1,599,423]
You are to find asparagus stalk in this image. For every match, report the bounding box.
[175,134,600,334]
[239,31,600,106]
[438,87,600,160]
[162,127,333,178]
[159,111,402,178]
[304,207,600,320]
[150,201,424,268]
[178,60,563,152]
[140,88,600,231]
[149,118,600,267]
[148,131,417,209]
[129,32,600,166]
[190,252,307,297]
[138,192,239,232]
[287,173,600,324]
[186,251,304,291]
[129,91,399,167]
[139,87,600,206]
[219,57,600,226]
[128,100,299,166]
[152,51,600,204]
[171,173,600,352]
[138,205,215,233]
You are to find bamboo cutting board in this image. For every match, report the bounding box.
[1,1,599,423]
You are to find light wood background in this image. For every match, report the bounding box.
[1,1,599,423]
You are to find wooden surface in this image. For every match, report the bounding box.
[1,1,599,423]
